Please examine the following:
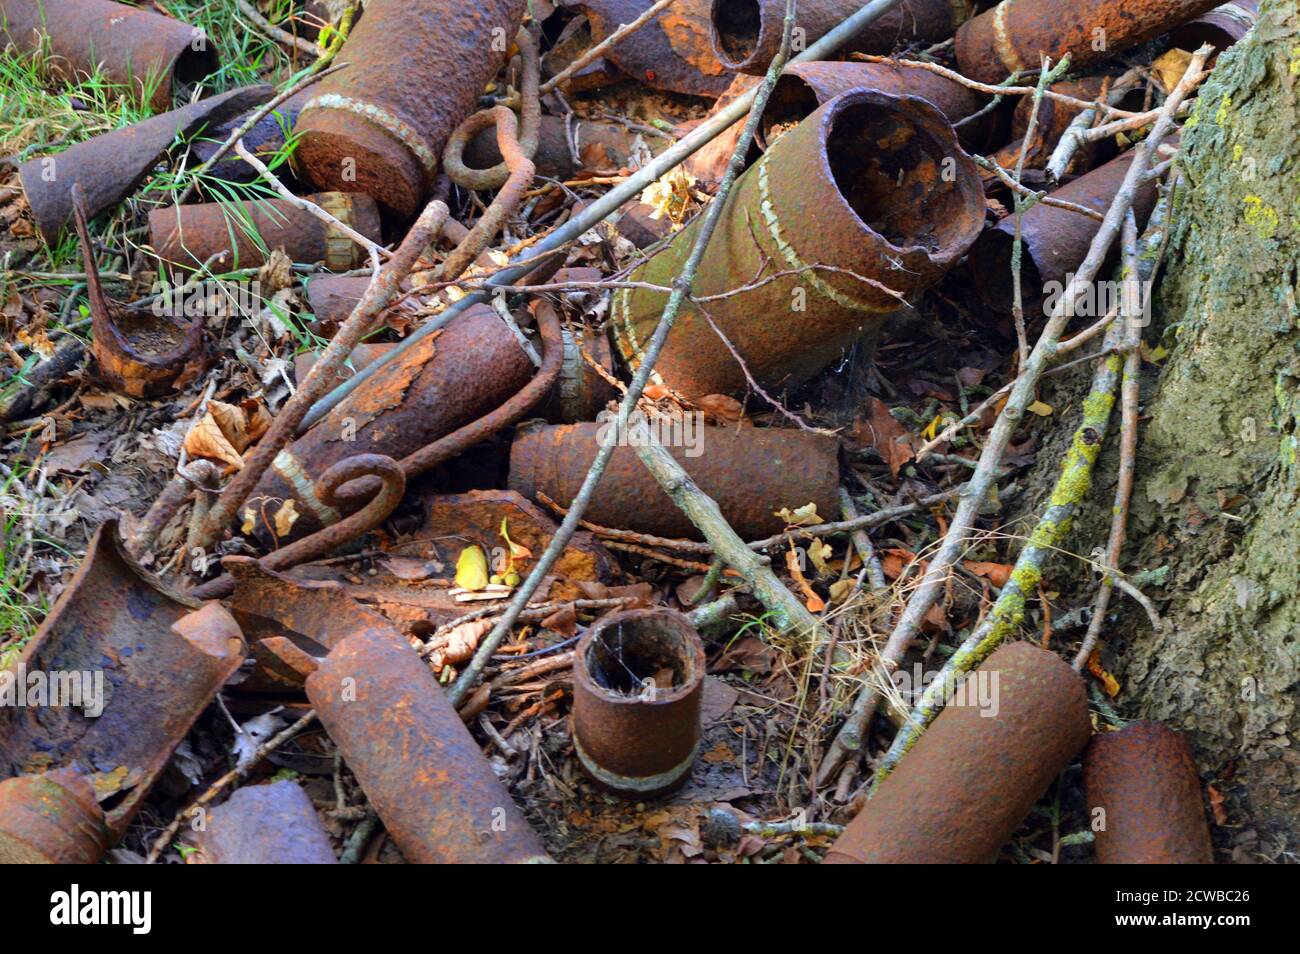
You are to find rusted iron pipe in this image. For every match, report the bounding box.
[188,89,315,185]
[509,422,841,540]
[292,0,527,219]
[462,116,640,183]
[573,608,705,797]
[760,60,988,151]
[954,0,1223,84]
[824,642,1091,863]
[0,522,244,837]
[969,148,1160,313]
[711,0,973,75]
[610,89,984,399]
[0,0,219,111]
[543,325,621,423]
[1084,721,1214,864]
[192,781,338,864]
[1168,0,1259,54]
[305,618,551,863]
[149,193,382,273]
[0,769,112,864]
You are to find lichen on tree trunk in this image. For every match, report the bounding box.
[1121,0,1300,848]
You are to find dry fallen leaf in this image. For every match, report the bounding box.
[855,398,915,478]
[786,547,825,613]
[184,412,243,470]
[775,502,821,527]
[273,498,300,539]
[428,618,492,672]
[964,561,1014,588]
[454,545,490,592]
[694,393,745,423]
[1087,651,1121,697]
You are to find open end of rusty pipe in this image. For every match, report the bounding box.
[710,0,770,73]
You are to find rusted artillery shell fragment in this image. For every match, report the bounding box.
[544,326,620,423]
[72,187,206,398]
[306,620,550,863]
[573,609,705,797]
[248,304,532,545]
[0,522,244,836]
[18,85,270,243]
[711,0,973,75]
[192,781,337,864]
[0,0,219,111]
[0,769,111,864]
[188,90,314,185]
[293,0,527,219]
[1169,0,1259,53]
[969,150,1159,312]
[566,0,732,97]
[509,422,840,540]
[824,642,1091,864]
[955,0,1223,84]
[465,115,639,182]
[611,90,984,399]
[1084,721,1214,864]
[149,193,382,272]
[761,61,988,151]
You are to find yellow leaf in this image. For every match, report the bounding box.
[455,545,490,592]
[1153,48,1194,95]
[785,547,825,613]
[184,412,243,470]
[241,507,257,535]
[1027,400,1053,417]
[775,502,821,527]
[922,413,945,441]
[1141,341,1167,364]
[828,578,856,604]
[1087,651,1121,697]
[273,499,300,539]
[807,539,833,577]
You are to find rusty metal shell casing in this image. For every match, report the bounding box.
[0,0,218,111]
[18,85,270,243]
[955,0,1223,84]
[567,0,732,97]
[711,0,973,75]
[761,61,988,152]
[0,769,111,864]
[0,522,244,837]
[189,89,315,185]
[305,622,550,863]
[249,304,533,544]
[1084,721,1214,864]
[509,422,840,539]
[292,0,527,219]
[824,642,1091,864]
[192,781,338,864]
[1168,0,1259,54]
[572,609,705,797]
[610,89,984,399]
[465,115,639,182]
[149,193,381,273]
[544,326,620,423]
[969,149,1159,313]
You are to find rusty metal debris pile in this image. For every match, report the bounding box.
[0,0,1243,863]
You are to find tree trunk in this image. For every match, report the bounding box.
[1122,0,1300,849]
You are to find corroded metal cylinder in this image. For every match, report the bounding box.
[824,642,1091,864]
[955,0,1222,84]
[0,770,111,864]
[192,781,338,864]
[305,623,550,864]
[465,115,639,182]
[508,422,840,539]
[969,149,1159,313]
[610,89,984,399]
[543,327,620,423]
[190,90,315,185]
[1168,0,1259,53]
[0,0,218,110]
[292,0,527,219]
[247,304,533,544]
[762,61,987,150]
[711,0,973,75]
[149,193,382,272]
[573,609,705,797]
[1084,721,1214,864]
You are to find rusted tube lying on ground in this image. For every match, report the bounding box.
[192,781,338,864]
[0,769,111,864]
[245,304,534,545]
[567,0,732,97]
[1084,721,1214,864]
[509,422,840,539]
[0,0,218,111]
[573,609,705,797]
[0,522,244,837]
[18,85,269,243]
[188,90,315,185]
[1168,0,1259,54]
[149,193,382,273]
[711,0,973,75]
[305,615,550,863]
[292,0,527,219]
[955,0,1223,84]
[543,326,620,423]
[610,89,984,399]
[824,642,1091,864]
[463,115,640,182]
[968,149,1159,313]
[760,60,988,151]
